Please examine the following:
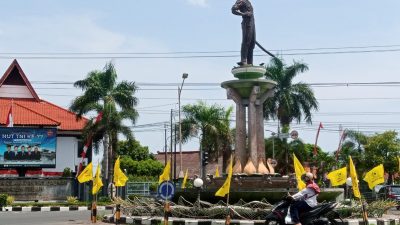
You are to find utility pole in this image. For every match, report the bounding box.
[164,124,167,166]
[170,110,173,167]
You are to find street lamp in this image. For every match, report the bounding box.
[193,178,203,207]
[178,73,189,178]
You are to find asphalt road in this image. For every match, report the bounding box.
[0,210,112,225]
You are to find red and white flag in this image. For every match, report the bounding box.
[313,122,323,156]
[76,112,103,177]
[6,106,13,127]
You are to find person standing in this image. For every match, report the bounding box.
[232,0,256,66]
[4,145,14,160]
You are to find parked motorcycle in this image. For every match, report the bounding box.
[265,198,341,225]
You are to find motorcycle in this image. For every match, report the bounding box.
[265,198,342,225]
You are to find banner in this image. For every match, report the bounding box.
[0,128,57,168]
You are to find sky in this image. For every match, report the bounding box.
[1,0,400,160]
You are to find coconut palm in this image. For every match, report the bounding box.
[70,62,138,182]
[264,57,318,132]
[180,101,233,171]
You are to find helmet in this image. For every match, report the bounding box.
[302,172,314,180]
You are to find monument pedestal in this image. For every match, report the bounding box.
[221,66,276,171]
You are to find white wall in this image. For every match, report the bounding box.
[0,85,34,98]
[45,136,83,172]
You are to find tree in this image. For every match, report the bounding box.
[181,101,233,171]
[335,130,367,170]
[117,139,153,161]
[364,131,400,184]
[70,62,138,182]
[263,57,318,132]
[263,57,318,174]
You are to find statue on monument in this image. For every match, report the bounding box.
[231,0,256,66]
[232,0,276,66]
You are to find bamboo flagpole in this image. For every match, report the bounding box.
[313,122,323,156]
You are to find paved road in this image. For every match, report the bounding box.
[0,210,112,225]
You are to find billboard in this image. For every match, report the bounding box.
[0,128,57,168]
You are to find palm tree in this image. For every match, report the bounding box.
[264,57,318,132]
[70,62,138,182]
[263,57,318,174]
[180,101,233,172]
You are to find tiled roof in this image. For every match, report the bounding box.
[0,98,87,131]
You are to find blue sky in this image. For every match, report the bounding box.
[1,0,400,159]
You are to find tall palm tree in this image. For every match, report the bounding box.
[180,101,233,172]
[264,57,318,132]
[263,57,318,174]
[70,62,138,182]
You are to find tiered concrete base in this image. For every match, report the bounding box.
[221,65,276,171]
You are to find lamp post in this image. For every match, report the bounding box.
[193,178,203,207]
[178,73,189,178]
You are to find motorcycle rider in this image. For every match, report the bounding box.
[287,172,321,225]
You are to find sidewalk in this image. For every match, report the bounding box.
[102,216,400,225]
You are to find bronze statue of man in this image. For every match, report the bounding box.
[232,0,256,66]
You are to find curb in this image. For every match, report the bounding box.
[103,216,400,225]
[0,205,114,212]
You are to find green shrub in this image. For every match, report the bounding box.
[0,194,7,206]
[6,195,14,205]
[62,167,72,177]
[98,196,111,203]
[66,196,78,205]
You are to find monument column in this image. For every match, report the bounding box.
[248,86,259,167]
[256,89,275,163]
[227,88,246,167]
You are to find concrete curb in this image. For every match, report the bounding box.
[103,216,400,225]
[0,205,114,212]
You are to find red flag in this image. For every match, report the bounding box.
[313,122,323,156]
[76,112,103,177]
[6,105,13,127]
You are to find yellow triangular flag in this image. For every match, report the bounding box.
[215,155,233,197]
[327,167,347,186]
[113,156,128,187]
[181,169,188,189]
[215,166,220,178]
[159,160,171,184]
[293,154,306,190]
[77,162,93,183]
[92,164,103,195]
[363,164,384,190]
[349,156,361,198]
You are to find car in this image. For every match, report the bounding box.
[377,185,400,210]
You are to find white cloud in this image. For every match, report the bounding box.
[187,0,208,7]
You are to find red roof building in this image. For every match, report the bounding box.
[0,60,87,174]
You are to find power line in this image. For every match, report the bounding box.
[2,44,400,55]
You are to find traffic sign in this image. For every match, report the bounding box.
[158,181,175,200]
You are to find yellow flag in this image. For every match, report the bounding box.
[363,164,384,190]
[77,162,93,183]
[92,164,103,195]
[181,169,188,189]
[159,160,171,184]
[215,166,220,178]
[293,154,306,190]
[349,156,361,198]
[398,156,400,172]
[215,155,233,197]
[113,156,128,187]
[327,167,347,186]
